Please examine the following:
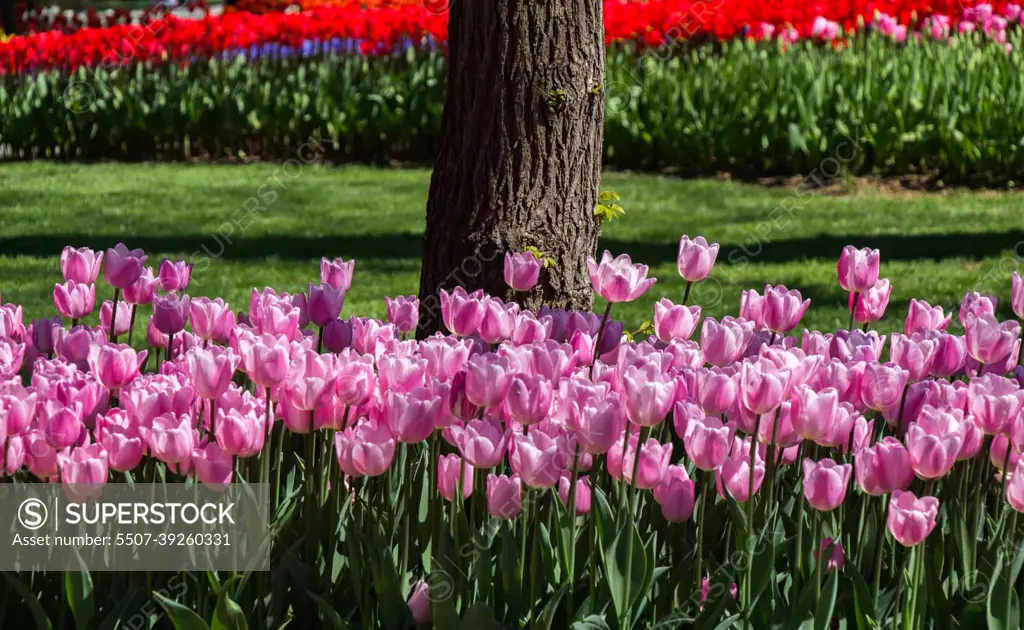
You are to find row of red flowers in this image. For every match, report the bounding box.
[1,0,1017,74]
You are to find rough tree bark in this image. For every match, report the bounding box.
[417,0,606,336]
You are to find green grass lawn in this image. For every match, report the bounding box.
[1,162,1021,341]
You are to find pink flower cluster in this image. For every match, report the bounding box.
[2,236,1024,554]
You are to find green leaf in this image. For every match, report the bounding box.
[306,592,349,630]
[458,603,503,630]
[153,591,211,630]
[987,554,1021,630]
[600,516,647,625]
[814,571,839,630]
[212,580,249,630]
[2,572,52,630]
[570,615,612,630]
[535,586,567,630]
[65,551,94,630]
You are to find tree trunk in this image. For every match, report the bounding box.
[417,0,606,337]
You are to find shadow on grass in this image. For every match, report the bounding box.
[0,230,1020,264]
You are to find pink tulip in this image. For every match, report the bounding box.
[505,373,554,427]
[0,382,37,436]
[837,246,880,293]
[683,415,732,471]
[587,251,657,303]
[816,538,845,573]
[622,364,677,426]
[701,317,754,367]
[237,333,290,389]
[694,367,737,416]
[61,246,104,284]
[959,416,985,461]
[0,338,25,379]
[830,329,884,363]
[960,292,998,325]
[757,400,801,448]
[739,290,765,329]
[621,436,672,489]
[139,412,196,465]
[321,257,355,292]
[152,293,190,336]
[763,285,810,334]
[802,458,852,511]
[855,437,914,495]
[677,235,719,282]
[29,315,59,355]
[965,313,1020,366]
[307,283,345,328]
[790,385,839,443]
[968,374,1024,435]
[487,473,522,519]
[860,362,908,415]
[905,299,951,335]
[1013,273,1024,320]
[440,287,486,337]
[104,243,147,289]
[123,267,158,305]
[478,297,517,344]
[186,347,239,400]
[350,419,396,476]
[504,251,542,292]
[887,491,939,547]
[281,349,336,412]
[193,442,234,489]
[54,280,96,320]
[121,373,195,427]
[1007,461,1024,512]
[88,342,147,390]
[653,298,701,342]
[653,464,695,522]
[334,351,377,407]
[322,318,353,352]
[991,435,1020,473]
[455,417,510,469]
[568,394,626,455]
[851,279,892,324]
[60,442,108,499]
[716,437,765,503]
[464,353,514,408]
[216,399,266,458]
[511,311,551,346]
[158,259,193,293]
[384,387,440,443]
[378,355,427,393]
[905,405,965,479]
[25,429,63,480]
[384,295,419,334]
[511,429,571,489]
[890,333,939,382]
[930,333,967,377]
[99,300,132,338]
[408,580,431,625]
[438,453,474,501]
[740,357,790,416]
[558,474,592,516]
[190,298,236,343]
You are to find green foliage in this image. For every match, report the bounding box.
[4,33,1024,178]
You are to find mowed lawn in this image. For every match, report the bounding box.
[1,162,1022,340]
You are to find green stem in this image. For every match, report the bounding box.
[590,302,614,377]
[127,303,137,347]
[891,546,913,630]
[848,291,859,331]
[682,280,693,305]
[566,442,581,615]
[304,411,316,564]
[872,494,891,608]
[814,510,824,602]
[695,469,711,587]
[110,287,121,343]
[624,425,652,625]
[744,419,762,630]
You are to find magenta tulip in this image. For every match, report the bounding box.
[438,453,474,501]
[54,280,96,319]
[487,473,523,519]
[504,251,542,292]
[802,458,852,511]
[321,257,355,292]
[930,333,967,377]
[152,293,190,335]
[763,285,810,334]
[307,283,345,328]
[677,235,719,282]
[887,491,939,547]
[158,259,193,293]
[103,243,147,289]
[61,246,104,284]
[587,251,657,303]
[837,246,880,293]
[123,266,158,305]
[653,298,701,342]
[653,464,695,522]
[905,299,951,335]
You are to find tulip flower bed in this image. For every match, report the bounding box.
[4,219,1024,628]
[3,3,1024,178]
